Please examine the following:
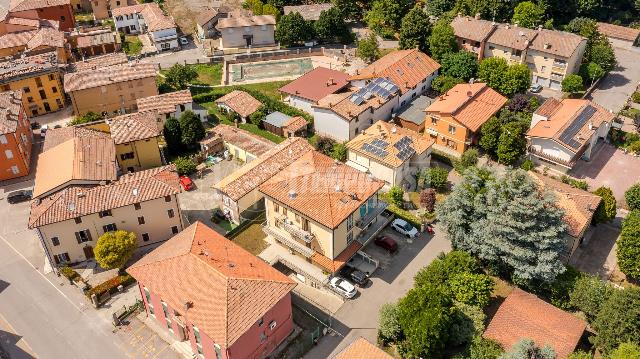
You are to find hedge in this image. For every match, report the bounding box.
[379,192,422,228]
[60,266,81,282]
[86,274,135,298]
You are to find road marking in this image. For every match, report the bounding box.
[0,233,83,312]
[152,344,169,358]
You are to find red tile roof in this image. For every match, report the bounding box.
[484,288,586,359]
[217,15,276,29]
[349,49,440,95]
[312,240,362,273]
[597,22,640,42]
[10,0,69,12]
[127,221,296,347]
[64,62,158,92]
[136,90,193,115]
[70,53,129,72]
[279,67,350,103]
[212,124,275,157]
[108,110,161,144]
[42,126,111,151]
[214,90,262,118]
[333,337,393,359]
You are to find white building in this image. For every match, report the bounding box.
[112,3,179,52]
[215,15,276,49]
[136,90,208,124]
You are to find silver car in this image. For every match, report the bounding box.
[329,277,357,299]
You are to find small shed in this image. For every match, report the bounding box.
[199,131,224,155]
[395,95,435,133]
[262,112,308,137]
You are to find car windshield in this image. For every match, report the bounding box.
[402,222,413,231]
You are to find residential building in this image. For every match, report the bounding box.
[213,137,313,224]
[259,151,386,280]
[346,120,433,188]
[312,78,400,142]
[64,62,158,116]
[29,165,183,266]
[597,22,640,48]
[137,90,208,123]
[394,95,435,133]
[127,221,297,359]
[7,0,75,31]
[42,126,112,152]
[424,82,507,156]
[451,15,587,89]
[484,288,587,359]
[531,173,601,260]
[333,338,393,359]
[262,112,308,137]
[0,90,33,180]
[279,67,350,114]
[107,111,164,172]
[283,3,333,21]
[216,15,276,49]
[196,5,230,40]
[214,90,262,123]
[70,27,120,58]
[69,52,128,72]
[112,3,178,51]
[348,49,441,109]
[91,0,135,20]
[212,124,275,163]
[526,98,614,172]
[0,27,67,62]
[0,52,65,117]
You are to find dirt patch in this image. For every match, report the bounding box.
[164,0,244,34]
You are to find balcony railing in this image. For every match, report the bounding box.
[528,146,576,168]
[262,223,315,258]
[551,73,564,81]
[275,217,314,244]
[356,200,388,229]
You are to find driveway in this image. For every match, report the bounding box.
[571,143,640,205]
[569,222,620,280]
[302,225,451,358]
[587,46,640,112]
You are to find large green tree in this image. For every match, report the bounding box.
[478,57,509,91]
[627,184,640,210]
[94,230,137,270]
[431,75,463,93]
[479,116,502,155]
[429,19,457,61]
[437,169,568,283]
[593,186,616,223]
[592,287,640,354]
[512,1,546,28]
[562,74,585,93]
[163,64,197,91]
[356,33,380,63]
[179,110,205,147]
[163,116,183,155]
[502,338,556,359]
[497,121,527,165]
[398,5,431,52]
[500,64,532,97]
[364,0,413,39]
[608,342,640,359]
[441,51,479,81]
[426,0,456,16]
[569,274,613,321]
[617,210,640,279]
[314,7,352,44]
[275,12,313,46]
[332,0,366,20]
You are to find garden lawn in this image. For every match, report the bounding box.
[123,35,143,56]
[230,222,270,256]
[233,81,290,102]
[201,102,285,144]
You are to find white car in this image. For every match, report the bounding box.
[391,218,418,238]
[39,124,49,138]
[179,37,189,46]
[329,277,357,299]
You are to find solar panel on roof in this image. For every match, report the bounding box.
[559,105,597,150]
[351,95,364,105]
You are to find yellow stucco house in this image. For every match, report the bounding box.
[106,111,164,172]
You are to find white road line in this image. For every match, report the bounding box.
[0,233,83,312]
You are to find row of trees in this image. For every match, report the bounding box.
[617,184,640,279]
[163,111,206,155]
[275,8,352,47]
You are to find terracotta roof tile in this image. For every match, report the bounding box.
[597,22,640,42]
[283,3,333,21]
[214,137,313,201]
[346,120,433,168]
[0,52,59,83]
[29,165,179,227]
[0,30,36,49]
[259,151,385,228]
[108,111,161,144]
[284,116,307,133]
[312,240,362,273]
[216,15,276,29]
[0,90,23,135]
[212,123,275,156]
[426,83,507,132]
[64,62,158,92]
[451,16,496,43]
[70,52,129,72]
[26,27,64,49]
[314,87,393,121]
[10,0,69,12]
[137,90,193,115]
[279,67,350,103]
[214,90,262,118]
[528,29,586,58]
[127,221,296,347]
[333,337,393,359]
[486,24,537,51]
[348,49,440,95]
[139,3,176,32]
[75,29,116,48]
[43,126,111,151]
[484,288,586,359]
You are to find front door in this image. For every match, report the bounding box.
[43,102,51,112]
[244,35,253,47]
[83,246,94,259]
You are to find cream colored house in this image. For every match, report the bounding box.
[259,151,386,280]
[107,111,164,172]
[216,15,276,49]
[212,124,275,163]
[29,165,183,267]
[346,121,433,188]
[451,15,587,90]
[213,137,313,224]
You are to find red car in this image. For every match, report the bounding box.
[374,235,398,254]
[179,175,194,191]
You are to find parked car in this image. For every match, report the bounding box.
[6,189,32,204]
[179,175,194,191]
[179,37,188,45]
[391,218,418,238]
[30,121,40,130]
[530,84,543,93]
[39,124,49,138]
[329,277,357,299]
[374,235,398,254]
[53,124,62,129]
[339,265,369,287]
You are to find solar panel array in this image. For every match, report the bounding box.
[361,142,388,158]
[559,105,597,149]
[350,77,399,105]
[394,136,416,161]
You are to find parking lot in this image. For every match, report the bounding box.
[113,316,181,359]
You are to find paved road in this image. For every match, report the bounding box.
[587,46,640,113]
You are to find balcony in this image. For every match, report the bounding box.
[552,62,567,72]
[275,217,314,243]
[551,73,564,81]
[355,200,388,230]
[262,223,315,258]
[528,146,576,168]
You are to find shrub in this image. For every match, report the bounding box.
[330,143,347,162]
[562,74,584,93]
[69,111,103,126]
[592,287,640,354]
[420,188,437,212]
[466,336,504,359]
[388,186,404,207]
[414,250,479,288]
[560,175,589,191]
[421,167,449,191]
[94,230,137,270]
[454,148,479,173]
[593,186,617,223]
[628,140,640,154]
[520,159,534,171]
[248,107,266,125]
[617,210,640,279]
[378,303,401,343]
[86,274,135,298]
[626,184,640,210]
[60,266,80,282]
[313,136,335,156]
[173,156,196,175]
[608,342,640,359]
[448,303,485,346]
[449,272,494,307]
[569,274,613,322]
[567,351,592,359]
[502,338,556,359]
[539,266,582,310]
[179,110,206,147]
[632,92,640,104]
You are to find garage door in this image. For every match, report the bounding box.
[535,76,550,87]
[550,80,562,90]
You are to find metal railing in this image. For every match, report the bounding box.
[355,201,388,230]
[528,146,576,168]
[275,217,314,243]
[262,223,315,258]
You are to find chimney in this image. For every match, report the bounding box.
[474,13,481,20]
[538,24,543,31]
[288,190,297,199]
[466,91,473,97]
[544,42,551,49]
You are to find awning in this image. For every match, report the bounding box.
[426,128,438,136]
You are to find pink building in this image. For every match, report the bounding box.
[128,221,297,359]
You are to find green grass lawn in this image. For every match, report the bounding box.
[202,102,286,144]
[230,222,270,256]
[122,35,143,56]
[192,64,223,85]
[75,12,94,23]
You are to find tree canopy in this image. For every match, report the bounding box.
[429,19,457,61]
[314,7,352,44]
[276,12,313,46]
[94,230,137,270]
[69,111,103,126]
[178,110,205,148]
[512,1,546,28]
[562,74,585,93]
[593,186,616,223]
[364,0,413,39]
[592,287,640,354]
[162,116,183,155]
[163,64,197,91]
[357,33,380,63]
[617,209,640,279]
[441,51,479,81]
[399,5,431,52]
[478,58,531,97]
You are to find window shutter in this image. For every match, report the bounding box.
[53,255,59,264]
[75,232,81,244]
[86,230,92,241]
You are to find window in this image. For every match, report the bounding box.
[10,166,19,174]
[273,202,279,213]
[27,97,33,103]
[51,237,60,246]
[162,302,172,331]
[48,74,54,81]
[257,317,264,326]
[431,117,438,125]
[22,87,30,93]
[448,125,456,134]
[161,42,170,50]
[193,325,203,354]
[282,208,287,216]
[52,87,58,93]
[261,25,267,31]
[35,78,42,87]
[138,216,145,224]
[75,229,92,243]
[347,214,353,231]
[74,217,82,224]
[54,252,70,264]
[489,45,495,50]
[120,152,135,160]
[98,210,112,218]
[347,231,354,244]
[167,209,174,218]
[144,287,154,315]
[0,135,7,144]
[214,344,222,359]
[5,149,13,159]
[142,233,149,242]
[102,223,117,232]
[294,214,300,223]
[171,226,179,234]
[269,320,277,330]
[259,332,266,342]
[134,203,141,210]
[541,65,547,72]
[164,195,171,202]
[60,15,65,21]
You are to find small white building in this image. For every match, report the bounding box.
[136,90,208,124]
[112,3,179,52]
[215,15,276,49]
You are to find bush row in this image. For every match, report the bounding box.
[86,274,135,298]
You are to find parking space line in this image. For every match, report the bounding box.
[152,344,170,358]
